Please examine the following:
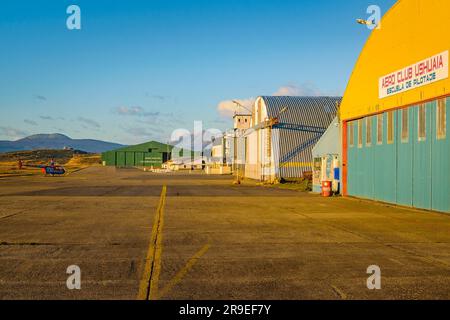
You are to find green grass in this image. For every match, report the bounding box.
[265,179,312,192]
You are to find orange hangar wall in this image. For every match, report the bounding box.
[340,0,450,121]
[340,0,450,212]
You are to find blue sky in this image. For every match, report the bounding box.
[0,0,396,145]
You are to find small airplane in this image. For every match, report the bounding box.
[21,162,66,176]
[40,165,66,176]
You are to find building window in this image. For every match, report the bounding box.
[387,111,394,144]
[418,104,426,141]
[366,117,372,146]
[401,108,409,143]
[437,99,446,140]
[377,113,383,144]
[358,119,363,148]
[349,122,354,147]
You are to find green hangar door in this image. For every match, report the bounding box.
[116,152,126,166]
[135,152,144,167]
[101,141,176,168]
[125,152,135,167]
[162,152,170,163]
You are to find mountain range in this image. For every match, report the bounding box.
[0,134,125,153]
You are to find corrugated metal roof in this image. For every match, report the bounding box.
[262,96,341,122]
[260,96,341,178]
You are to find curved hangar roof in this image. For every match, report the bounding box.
[340,0,450,121]
[260,96,340,127]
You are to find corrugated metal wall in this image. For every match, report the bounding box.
[347,97,450,213]
[262,96,340,179]
[102,151,165,167]
[101,141,175,167]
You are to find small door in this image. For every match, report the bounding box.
[412,103,432,210]
[368,112,397,203]
[396,107,414,207]
[125,152,135,167]
[116,152,126,167]
[431,98,450,212]
[347,120,358,197]
[162,152,170,163]
[135,152,144,167]
[361,116,374,199]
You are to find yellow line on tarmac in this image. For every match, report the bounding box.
[137,185,167,300]
[157,244,210,299]
[149,187,166,300]
[331,285,347,300]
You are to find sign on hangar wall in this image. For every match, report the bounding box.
[379,51,449,99]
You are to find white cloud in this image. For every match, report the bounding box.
[77,117,101,128]
[33,94,47,102]
[24,119,38,126]
[0,126,29,140]
[217,98,254,118]
[216,83,339,119]
[114,106,160,117]
[273,83,323,96]
[121,106,142,115]
[125,127,155,138]
[40,115,54,120]
[115,106,144,115]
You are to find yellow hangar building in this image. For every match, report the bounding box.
[340,0,450,212]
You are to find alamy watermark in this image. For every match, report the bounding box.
[367,5,381,30]
[358,5,381,30]
[66,265,81,290]
[66,5,81,30]
[366,265,381,290]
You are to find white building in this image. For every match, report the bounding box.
[243,96,341,182]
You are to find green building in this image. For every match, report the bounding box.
[102,141,182,168]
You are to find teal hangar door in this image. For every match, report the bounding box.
[396,107,414,207]
[431,98,450,212]
[412,103,432,210]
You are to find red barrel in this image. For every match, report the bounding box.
[322,181,332,197]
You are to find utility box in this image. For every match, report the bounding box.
[313,154,340,194]
[312,116,341,194]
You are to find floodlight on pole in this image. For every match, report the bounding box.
[357,18,374,26]
[232,100,253,114]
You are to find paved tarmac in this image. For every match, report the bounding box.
[0,167,449,299]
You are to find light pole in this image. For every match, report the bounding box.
[232,100,252,184]
[356,19,377,27]
[264,106,288,183]
[232,100,253,114]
